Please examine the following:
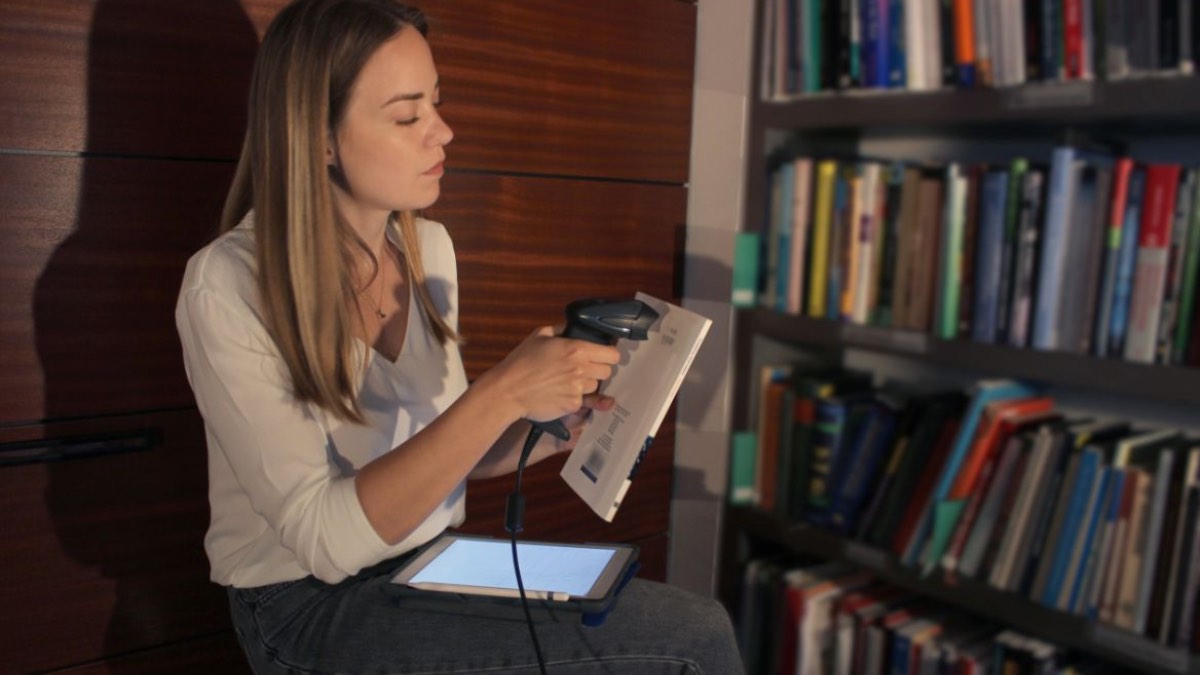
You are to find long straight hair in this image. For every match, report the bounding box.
[221,0,458,423]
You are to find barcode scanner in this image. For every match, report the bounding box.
[504,297,659,674]
[530,298,661,443]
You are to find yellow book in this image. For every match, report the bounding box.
[841,170,863,319]
[808,160,839,317]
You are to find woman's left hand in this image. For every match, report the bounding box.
[554,393,616,453]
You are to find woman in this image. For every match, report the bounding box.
[176,0,743,672]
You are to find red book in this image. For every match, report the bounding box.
[1062,0,1084,78]
[1125,163,1182,362]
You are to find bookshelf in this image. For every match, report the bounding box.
[722,505,1195,675]
[721,1,1200,674]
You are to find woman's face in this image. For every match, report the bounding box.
[330,26,452,225]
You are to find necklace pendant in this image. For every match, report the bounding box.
[376,308,386,319]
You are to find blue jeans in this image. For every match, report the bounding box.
[228,555,744,674]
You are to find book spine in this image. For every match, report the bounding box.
[1108,167,1147,356]
[1173,175,1200,362]
[1032,147,1079,351]
[1093,158,1133,356]
[1124,163,1181,363]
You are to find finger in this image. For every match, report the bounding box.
[581,393,615,411]
[534,325,555,337]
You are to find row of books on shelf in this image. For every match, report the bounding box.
[738,558,1130,674]
[760,0,1198,99]
[728,369,1200,653]
[732,146,1200,366]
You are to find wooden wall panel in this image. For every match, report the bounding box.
[428,172,687,374]
[0,410,228,674]
[0,0,695,181]
[0,1,261,158]
[0,156,234,424]
[0,0,695,672]
[423,0,696,182]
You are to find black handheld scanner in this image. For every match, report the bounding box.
[531,298,660,441]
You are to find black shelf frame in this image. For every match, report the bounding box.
[754,77,1200,133]
[738,308,1200,408]
[723,505,1200,675]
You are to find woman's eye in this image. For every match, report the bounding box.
[395,117,418,126]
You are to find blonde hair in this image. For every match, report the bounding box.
[221,0,458,423]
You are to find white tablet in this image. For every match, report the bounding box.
[390,533,638,610]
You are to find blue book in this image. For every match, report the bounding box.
[1063,464,1116,612]
[1040,447,1102,608]
[1076,467,1125,616]
[1107,167,1147,356]
[1032,147,1082,351]
[902,379,1039,568]
[861,0,890,87]
[886,0,905,88]
[971,171,1010,343]
[828,399,900,534]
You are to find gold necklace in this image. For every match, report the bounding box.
[363,246,389,320]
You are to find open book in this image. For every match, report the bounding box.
[560,292,712,521]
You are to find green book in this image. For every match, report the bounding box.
[732,232,761,308]
[729,431,758,505]
[1173,177,1200,362]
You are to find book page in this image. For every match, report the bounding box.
[560,293,712,521]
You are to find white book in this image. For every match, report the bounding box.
[561,293,712,521]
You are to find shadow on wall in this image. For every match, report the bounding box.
[33,1,257,671]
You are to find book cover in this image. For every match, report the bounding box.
[1007,168,1046,348]
[1092,157,1135,357]
[1172,175,1200,363]
[732,231,761,308]
[728,431,757,506]
[908,380,1040,570]
[971,169,1010,343]
[996,158,1030,343]
[809,159,839,317]
[859,391,966,547]
[987,425,1060,589]
[787,158,815,315]
[1163,446,1199,646]
[957,165,983,339]
[1032,146,1086,351]
[937,163,967,339]
[1107,165,1148,356]
[560,293,711,521]
[786,367,874,520]
[1124,162,1182,363]
[1153,169,1194,363]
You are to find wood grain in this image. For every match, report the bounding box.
[0,409,226,675]
[0,154,233,425]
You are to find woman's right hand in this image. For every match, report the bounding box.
[483,326,620,424]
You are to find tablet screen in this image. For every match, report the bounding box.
[408,538,616,596]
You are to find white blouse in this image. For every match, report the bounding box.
[175,214,468,587]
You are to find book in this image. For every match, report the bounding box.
[1124,163,1182,363]
[732,232,761,308]
[906,379,1039,570]
[560,293,711,521]
[728,431,758,505]
[1092,157,1135,357]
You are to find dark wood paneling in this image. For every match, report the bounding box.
[632,533,669,582]
[0,0,695,183]
[0,155,234,425]
[0,409,227,675]
[423,0,696,183]
[0,0,262,158]
[428,171,687,376]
